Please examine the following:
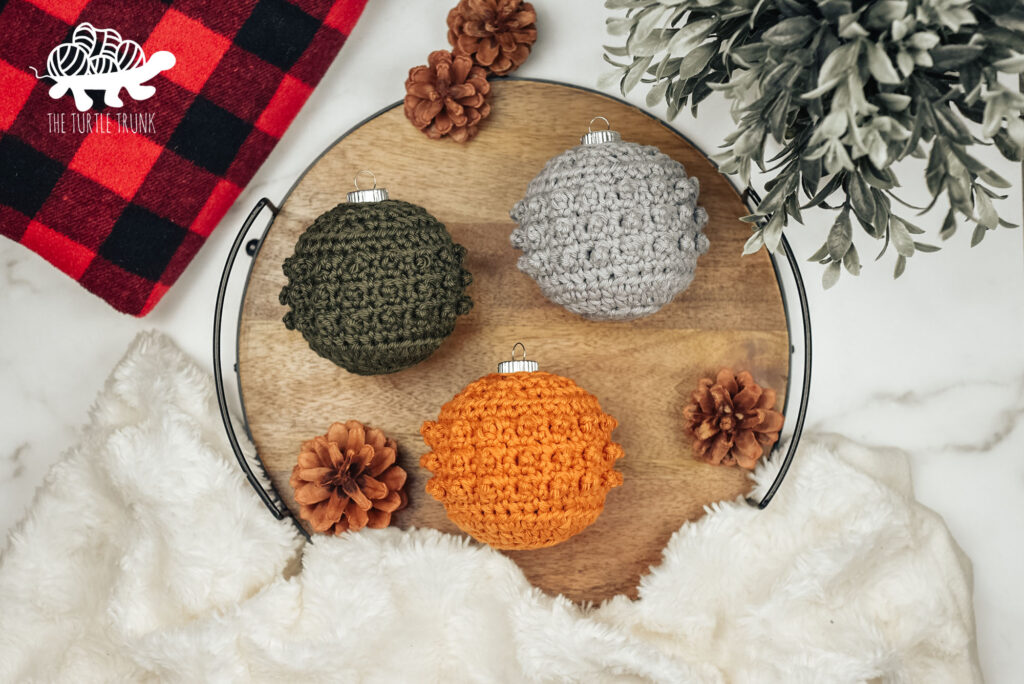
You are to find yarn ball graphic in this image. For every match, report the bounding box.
[280,198,473,375]
[47,43,89,77]
[113,40,145,70]
[88,54,119,74]
[510,122,709,321]
[44,23,144,77]
[71,22,98,54]
[421,356,624,550]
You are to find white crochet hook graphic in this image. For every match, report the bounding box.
[30,22,175,112]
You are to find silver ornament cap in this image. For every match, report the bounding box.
[580,116,622,145]
[347,169,389,203]
[497,342,539,373]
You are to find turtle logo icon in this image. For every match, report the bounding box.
[30,22,175,112]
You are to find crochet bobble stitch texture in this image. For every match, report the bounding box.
[420,371,624,550]
[510,140,710,321]
[280,200,473,375]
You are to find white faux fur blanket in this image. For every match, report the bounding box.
[0,332,981,683]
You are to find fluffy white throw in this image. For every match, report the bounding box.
[0,332,981,683]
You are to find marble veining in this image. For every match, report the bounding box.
[0,444,27,481]
[1,258,37,294]
[809,376,1024,454]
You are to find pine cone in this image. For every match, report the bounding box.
[682,369,784,469]
[447,0,537,76]
[290,421,408,534]
[404,50,492,143]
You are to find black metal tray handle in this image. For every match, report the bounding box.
[744,188,813,508]
[213,197,288,519]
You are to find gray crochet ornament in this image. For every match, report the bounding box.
[510,120,709,321]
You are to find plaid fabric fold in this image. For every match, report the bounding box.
[0,0,367,315]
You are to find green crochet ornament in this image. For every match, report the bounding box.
[280,172,473,375]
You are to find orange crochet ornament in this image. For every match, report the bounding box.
[420,345,624,550]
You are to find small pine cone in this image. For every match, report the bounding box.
[404,50,492,143]
[290,421,408,535]
[682,369,784,469]
[447,0,537,76]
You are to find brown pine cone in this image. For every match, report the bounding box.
[404,50,491,143]
[682,369,784,469]
[447,0,537,76]
[289,421,408,535]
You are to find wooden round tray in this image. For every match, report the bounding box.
[237,80,790,603]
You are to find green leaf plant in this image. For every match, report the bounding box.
[604,0,1024,286]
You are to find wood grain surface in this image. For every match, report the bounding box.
[238,80,790,603]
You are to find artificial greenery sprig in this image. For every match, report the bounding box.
[604,0,1024,285]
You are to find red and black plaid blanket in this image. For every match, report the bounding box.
[0,0,367,315]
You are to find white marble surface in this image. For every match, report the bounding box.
[1,1,1021,679]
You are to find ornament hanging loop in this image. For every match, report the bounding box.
[354,169,377,190]
[498,342,539,373]
[581,116,621,146]
[348,170,389,203]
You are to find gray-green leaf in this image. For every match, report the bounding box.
[604,0,651,8]
[742,229,765,255]
[822,260,842,288]
[838,15,869,39]
[975,189,998,229]
[762,212,785,253]
[621,55,653,94]
[865,0,907,28]
[850,175,876,224]
[678,44,716,80]
[970,224,987,246]
[930,45,984,70]
[808,241,831,262]
[876,93,911,111]
[646,79,670,107]
[889,218,916,257]
[819,0,853,23]
[994,54,1024,73]
[827,209,853,259]
[606,17,636,37]
[818,42,861,87]
[764,16,818,46]
[940,210,958,240]
[866,42,901,84]
[893,254,907,278]
[843,243,862,275]
[667,18,715,57]
[597,67,627,91]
